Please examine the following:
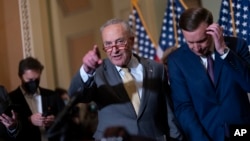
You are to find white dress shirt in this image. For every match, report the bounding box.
[21,87,47,141]
[200,49,229,69]
[80,55,144,99]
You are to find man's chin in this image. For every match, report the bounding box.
[112,61,124,67]
[193,51,204,56]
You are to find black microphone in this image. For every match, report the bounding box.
[46,88,83,138]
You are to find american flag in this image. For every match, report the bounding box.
[157,0,187,58]
[218,0,250,50]
[128,0,159,61]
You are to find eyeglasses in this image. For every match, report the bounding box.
[103,39,127,53]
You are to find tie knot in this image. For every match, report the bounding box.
[121,67,130,73]
[206,54,214,62]
[121,67,133,83]
[205,51,213,57]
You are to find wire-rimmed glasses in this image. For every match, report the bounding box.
[103,39,127,53]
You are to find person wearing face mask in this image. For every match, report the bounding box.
[54,87,70,106]
[68,18,184,141]
[167,7,250,141]
[8,57,64,141]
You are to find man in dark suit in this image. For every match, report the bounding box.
[8,57,64,141]
[0,85,19,141]
[167,7,250,141]
[68,18,184,141]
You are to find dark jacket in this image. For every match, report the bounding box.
[0,85,19,141]
[8,87,64,141]
[167,36,250,141]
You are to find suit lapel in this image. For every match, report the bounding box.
[136,58,153,117]
[182,47,217,102]
[214,52,224,87]
[184,47,213,86]
[104,60,130,100]
[15,88,33,116]
[104,59,137,115]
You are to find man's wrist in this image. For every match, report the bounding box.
[219,47,229,55]
[8,122,18,132]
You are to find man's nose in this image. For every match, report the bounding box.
[192,42,201,50]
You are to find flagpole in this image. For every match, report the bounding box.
[129,0,136,39]
[179,0,188,9]
[229,0,237,37]
[171,0,179,47]
[131,0,158,48]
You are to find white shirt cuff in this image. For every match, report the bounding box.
[220,47,230,59]
[80,65,95,83]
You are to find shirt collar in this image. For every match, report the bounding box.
[115,55,139,72]
[201,42,215,59]
[20,86,40,96]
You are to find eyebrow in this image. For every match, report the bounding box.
[104,38,124,44]
[188,36,208,44]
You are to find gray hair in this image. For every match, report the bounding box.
[100,18,134,37]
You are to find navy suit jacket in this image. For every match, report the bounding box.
[8,87,63,141]
[69,55,184,141]
[167,36,250,141]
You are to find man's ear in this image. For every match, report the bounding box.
[129,37,135,45]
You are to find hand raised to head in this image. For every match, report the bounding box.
[206,23,227,54]
[82,45,103,74]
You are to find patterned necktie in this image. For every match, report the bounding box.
[207,55,214,84]
[121,68,140,115]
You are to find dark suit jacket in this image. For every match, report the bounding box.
[0,85,19,141]
[69,55,184,141]
[8,87,63,141]
[167,36,250,141]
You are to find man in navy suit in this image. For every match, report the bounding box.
[167,7,250,141]
[68,18,184,141]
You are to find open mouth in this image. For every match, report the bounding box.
[112,54,122,60]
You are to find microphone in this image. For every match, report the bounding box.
[46,88,83,138]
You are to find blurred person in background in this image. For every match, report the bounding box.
[54,87,97,141]
[8,57,64,141]
[0,85,19,141]
[55,87,70,105]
